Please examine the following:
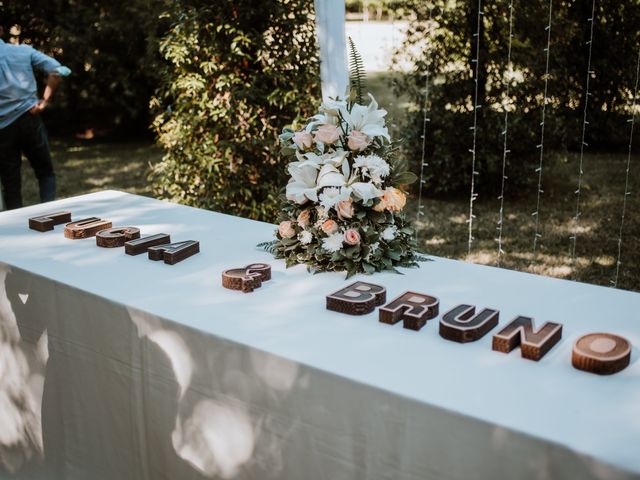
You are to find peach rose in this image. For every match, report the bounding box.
[297,209,311,228]
[373,187,407,213]
[344,229,361,246]
[320,219,339,235]
[278,220,295,239]
[314,124,341,145]
[335,199,354,220]
[293,131,313,150]
[347,130,370,151]
[385,187,407,212]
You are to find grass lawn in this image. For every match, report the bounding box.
[20,139,163,202]
[414,151,639,292]
[15,125,639,293]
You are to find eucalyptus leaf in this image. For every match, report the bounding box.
[392,171,418,185]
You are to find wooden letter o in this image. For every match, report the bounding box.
[572,333,631,375]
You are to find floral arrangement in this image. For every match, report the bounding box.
[259,41,424,277]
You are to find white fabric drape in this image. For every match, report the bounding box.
[314,0,349,101]
[1,191,640,479]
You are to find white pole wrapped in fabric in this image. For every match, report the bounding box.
[314,0,348,101]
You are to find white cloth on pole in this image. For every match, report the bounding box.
[314,0,349,101]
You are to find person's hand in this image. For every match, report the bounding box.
[29,99,49,115]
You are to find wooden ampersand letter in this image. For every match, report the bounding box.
[64,217,112,239]
[96,227,141,248]
[572,332,631,375]
[29,211,72,232]
[379,292,439,331]
[147,241,200,265]
[222,264,271,293]
[124,234,171,256]
[440,304,500,343]
[326,282,387,315]
[492,316,562,361]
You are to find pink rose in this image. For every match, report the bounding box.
[335,199,354,220]
[278,220,295,239]
[297,209,311,228]
[320,219,339,235]
[344,229,361,246]
[293,131,313,150]
[314,124,341,145]
[347,130,370,151]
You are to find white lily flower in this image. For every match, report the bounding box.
[308,99,347,129]
[286,161,320,204]
[323,149,349,167]
[317,164,347,189]
[297,150,349,169]
[320,98,348,116]
[350,182,383,202]
[341,93,390,141]
[317,160,383,203]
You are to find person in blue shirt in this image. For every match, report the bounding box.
[0,23,71,210]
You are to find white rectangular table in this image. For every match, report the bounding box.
[0,190,639,480]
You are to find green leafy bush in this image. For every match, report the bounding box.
[392,0,640,195]
[150,0,320,220]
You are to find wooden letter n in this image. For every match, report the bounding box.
[492,316,562,361]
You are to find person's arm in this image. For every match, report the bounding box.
[29,73,62,115]
[29,46,71,115]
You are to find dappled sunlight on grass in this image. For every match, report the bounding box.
[20,140,162,203]
[413,150,640,291]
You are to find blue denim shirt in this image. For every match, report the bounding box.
[0,39,71,129]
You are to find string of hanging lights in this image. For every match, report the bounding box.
[496,0,516,267]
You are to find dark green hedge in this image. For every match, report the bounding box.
[150,0,320,221]
[2,0,168,136]
[392,0,640,195]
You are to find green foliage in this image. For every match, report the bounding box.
[348,37,367,104]
[267,196,423,278]
[150,0,320,221]
[392,0,640,195]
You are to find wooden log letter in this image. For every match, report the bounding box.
[379,292,439,331]
[222,263,271,293]
[96,227,141,248]
[64,217,112,239]
[124,234,171,256]
[326,282,387,315]
[29,211,72,232]
[492,316,562,361]
[572,332,631,375]
[440,304,500,343]
[148,241,200,265]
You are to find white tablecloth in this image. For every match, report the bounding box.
[0,190,639,480]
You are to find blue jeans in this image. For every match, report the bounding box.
[0,112,56,210]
